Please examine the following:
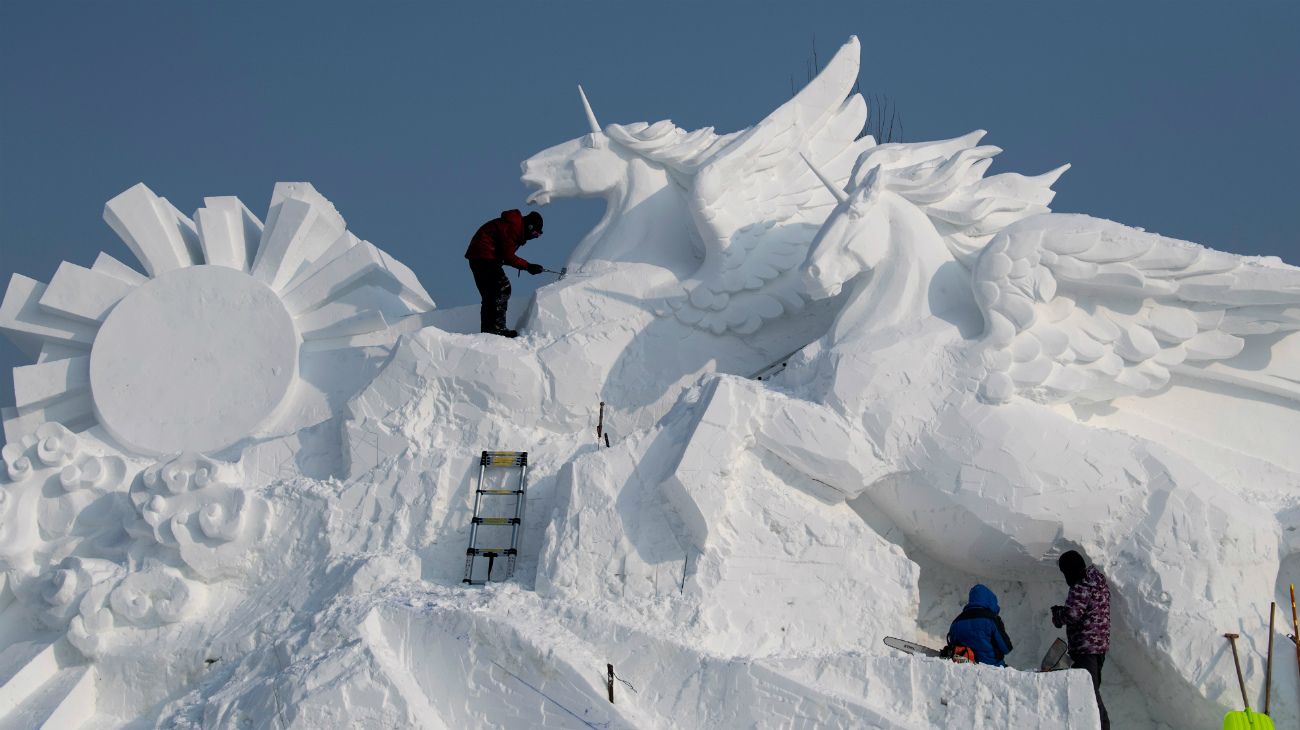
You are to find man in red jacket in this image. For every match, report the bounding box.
[464,210,545,337]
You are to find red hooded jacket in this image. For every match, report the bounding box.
[464,209,533,269]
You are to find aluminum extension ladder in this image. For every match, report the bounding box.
[462,450,528,585]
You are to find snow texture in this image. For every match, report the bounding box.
[1,35,1299,729]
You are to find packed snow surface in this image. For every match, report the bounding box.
[3,36,1300,729]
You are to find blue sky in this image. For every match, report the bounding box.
[2,1,1298,406]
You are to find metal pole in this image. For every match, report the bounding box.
[1267,601,1276,714]
[463,453,489,583]
[508,458,527,580]
[597,401,605,440]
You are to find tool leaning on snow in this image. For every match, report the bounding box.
[1221,631,1276,729]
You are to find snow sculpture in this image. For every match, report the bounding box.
[0,178,439,717]
[731,144,1300,726]
[0,33,1292,729]
[1,439,267,665]
[130,453,271,580]
[0,423,128,577]
[522,37,873,336]
[0,182,434,455]
[973,214,1300,403]
[69,564,201,657]
[801,139,1300,404]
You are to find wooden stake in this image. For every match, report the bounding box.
[1267,601,1276,714]
[607,663,615,703]
[597,401,606,440]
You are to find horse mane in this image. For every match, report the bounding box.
[605,120,740,186]
[849,134,1068,266]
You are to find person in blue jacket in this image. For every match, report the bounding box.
[946,584,1014,666]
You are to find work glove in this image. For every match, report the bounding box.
[1050,605,1065,628]
[526,263,545,275]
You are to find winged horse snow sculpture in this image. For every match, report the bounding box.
[521,36,875,336]
[780,142,1300,726]
[801,137,1300,404]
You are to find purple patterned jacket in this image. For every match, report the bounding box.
[1054,565,1110,654]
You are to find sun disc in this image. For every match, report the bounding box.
[89,265,297,455]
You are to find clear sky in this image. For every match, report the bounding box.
[2,1,1298,407]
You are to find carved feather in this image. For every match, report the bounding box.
[975,213,1300,404]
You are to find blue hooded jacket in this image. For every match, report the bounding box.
[946,584,1014,666]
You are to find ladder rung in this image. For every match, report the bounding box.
[467,547,517,556]
[481,450,528,467]
[473,517,520,525]
[478,489,523,495]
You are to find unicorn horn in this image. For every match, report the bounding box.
[578,85,601,133]
[800,153,849,205]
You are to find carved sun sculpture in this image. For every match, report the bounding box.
[0,182,434,456]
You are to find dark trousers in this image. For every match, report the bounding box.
[469,259,511,333]
[1070,652,1109,730]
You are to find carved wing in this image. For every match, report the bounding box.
[975,213,1300,404]
[664,36,876,335]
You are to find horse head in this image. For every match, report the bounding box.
[521,88,731,269]
[801,160,895,300]
[803,133,1047,301]
[800,147,998,342]
[521,87,635,205]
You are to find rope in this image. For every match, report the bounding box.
[597,669,639,694]
[490,660,606,729]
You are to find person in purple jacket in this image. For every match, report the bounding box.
[1052,550,1111,730]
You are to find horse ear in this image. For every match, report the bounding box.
[800,153,849,205]
[578,85,601,134]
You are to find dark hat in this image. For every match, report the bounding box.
[1058,550,1087,587]
[524,211,543,232]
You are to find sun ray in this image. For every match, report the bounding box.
[282,240,434,316]
[13,356,90,409]
[38,262,134,325]
[252,183,346,292]
[0,274,98,357]
[91,252,147,286]
[103,183,201,276]
[195,196,262,272]
[298,307,390,342]
[3,390,95,442]
[282,230,359,293]
[38,343,89,363]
